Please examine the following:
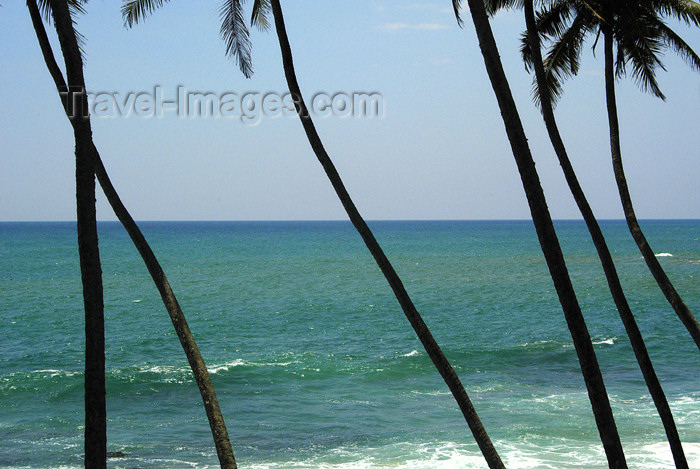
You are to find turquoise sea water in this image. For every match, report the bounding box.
[1,220,698,468]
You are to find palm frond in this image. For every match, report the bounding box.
[648,0,700,26]
[452,0,464,27]
[521,30,534,71]
[522,32,562,109]
[530,69,564,109]
[122,0,171,28]
[220,0,253,78]
[542,13,594,105]
[624,44,666,99]
[617,6,674,98]
[535,1,578,38]
[653,14,700,70]
[616,15,667,98]
[544,13,588,79]
[37,0,53,22]
[251,0,271,30]
[577,0,606,24]
[484,0,524,15]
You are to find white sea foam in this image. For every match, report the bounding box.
[629,441,700,467]
[655,252,673,257]
[132,364,180,374]
[592,337,616,345]
[33,369,63,376]
[517,339,556,347]
[244,438,697,469]
[122,358,295,377]
[209,359,294,374]
[208,359,248,374]
[402,350,420,357]
[132,299,142,303]
[247,441,491,469]
[410,390,452,396]
[26,369,81,378]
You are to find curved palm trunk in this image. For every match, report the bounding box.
[28,2,236,467]
[47,2,106,467]
[465,1,627,467]
[602,29,700,352]
[524,3,687,467]
[93,153,237,469]
[269,1,505,467]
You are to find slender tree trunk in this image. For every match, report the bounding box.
[602,29,700,351]
[269,1,505,467]
[465,1,627,467]
[524,3,687,467]
[48,1,106,467]
[28,2,237,467]
[93,152,237,469]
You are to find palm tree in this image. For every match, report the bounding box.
[122,1,506,467]
[482,0,689,466]
[528,0,700,351]
[454,0,628,467]
[32,1,106,466]
[27,1,236,467]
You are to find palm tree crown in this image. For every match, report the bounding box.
[523,0,700,105]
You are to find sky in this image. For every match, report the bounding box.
[1,1,698,221]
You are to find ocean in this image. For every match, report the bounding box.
[1,220,698,468]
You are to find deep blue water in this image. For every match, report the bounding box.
[1,220,698,468]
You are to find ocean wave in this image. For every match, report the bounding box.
[1,368,82,384]
[402,350,420,357]
[591,337,616,346]
[410,390,452,397]
[515,337,616,350]
[633,442,700,467]
[209,359,250,374]
[654,253,673,257]
[515,339,572,350]
[246,441,492,469]
[31,369,81,378]
[115,358,296,377]
[241,438,700,469]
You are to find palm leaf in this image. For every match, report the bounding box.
[484,0,524,15]
[220,0,253,78]
[251,0,271,31]
[452,0,464,27]
[648,0,700,26]
[535,1,578,38]
[541,13,594,105]
[615,9,667,98]
[122,0,171,28]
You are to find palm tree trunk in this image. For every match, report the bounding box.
[602,28,700,351]
[524,3,687,467]
[47,1,106,467]
[93,152,237,469]
[269,1,505,467]
[28,2,237,467]
[465,1,627,467]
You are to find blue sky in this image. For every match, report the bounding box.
[1,1,698,221]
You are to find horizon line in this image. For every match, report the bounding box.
[2,218,699,223]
